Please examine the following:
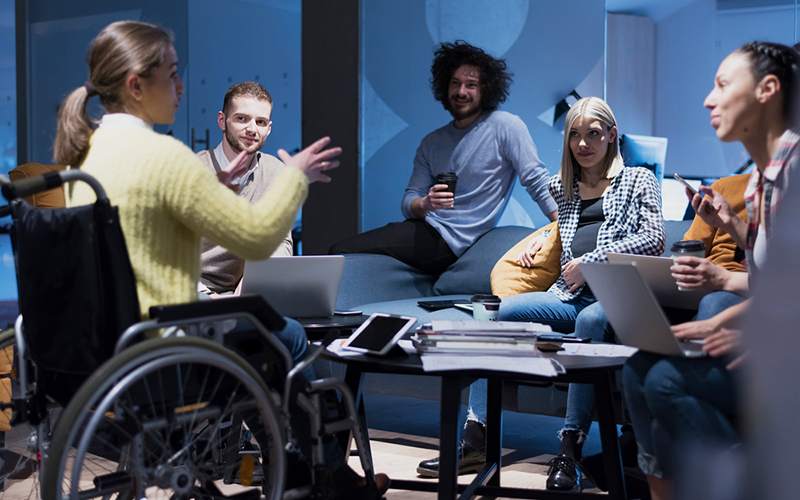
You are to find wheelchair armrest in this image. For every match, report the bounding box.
[149,294,287,332]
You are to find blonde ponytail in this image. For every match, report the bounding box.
[54,86,95,167]
[52,20,173,167]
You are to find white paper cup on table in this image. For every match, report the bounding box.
[472,294,501,321]
[671,240,706,291]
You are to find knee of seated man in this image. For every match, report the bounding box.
[272,317,310,362]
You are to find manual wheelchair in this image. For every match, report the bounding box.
[0,169,380,499]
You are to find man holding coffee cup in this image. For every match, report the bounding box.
[330,41,557,274]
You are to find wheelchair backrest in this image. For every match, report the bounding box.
[12,198,140,384]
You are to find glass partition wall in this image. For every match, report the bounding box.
[0,0,15,305]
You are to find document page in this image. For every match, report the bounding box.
[421,355,559,377]
[558,343,638,357]
[428,320,551,333]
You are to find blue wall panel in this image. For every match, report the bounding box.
[655,0,797,178]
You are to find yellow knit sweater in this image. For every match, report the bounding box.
[67,126,308,318]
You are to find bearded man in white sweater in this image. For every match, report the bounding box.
[197,81,293,296]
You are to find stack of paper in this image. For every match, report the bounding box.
[413,321,552,355]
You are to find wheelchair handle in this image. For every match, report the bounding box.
[1,170,108,202]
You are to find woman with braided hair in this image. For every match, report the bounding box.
[623,41,800,500]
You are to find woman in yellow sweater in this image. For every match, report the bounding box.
[54,20,385,498]
[58,21,337,318]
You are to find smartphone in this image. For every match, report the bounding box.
[334,310,363,316]
[417,299,470,311]
[673,173,699,198]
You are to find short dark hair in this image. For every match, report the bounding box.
[737,41,800,121]
[429,41,513,112]
[222,81,273,116]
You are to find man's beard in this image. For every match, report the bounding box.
[448,99,482,121]
[225,127,264,155]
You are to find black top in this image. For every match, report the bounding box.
[570,197,605,259]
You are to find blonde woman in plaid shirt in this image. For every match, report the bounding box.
[624,41,799,500]
[499,97,665,491]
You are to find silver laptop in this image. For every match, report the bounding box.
[241,255,345,319]
[581,262,705,358]
[607,253,709,310]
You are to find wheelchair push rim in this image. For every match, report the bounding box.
[42,337,286,500]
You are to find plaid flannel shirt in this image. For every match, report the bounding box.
[548,166,666,301]
[743,128,800,278]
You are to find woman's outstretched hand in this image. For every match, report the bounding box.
[278,136,342,184]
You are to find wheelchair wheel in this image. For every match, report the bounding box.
[0,327,53,498]
[42,336,286,499]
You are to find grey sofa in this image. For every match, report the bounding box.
[328,220,694,418]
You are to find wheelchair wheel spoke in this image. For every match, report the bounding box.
[41,338,286,500]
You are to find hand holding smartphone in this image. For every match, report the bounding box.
[673,173,699,198]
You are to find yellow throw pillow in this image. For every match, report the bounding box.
[491,222,562,298]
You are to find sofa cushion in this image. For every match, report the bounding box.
[335,253,438,310]
[9,163,67,208]
[682,174,748,272]
[432,226,535,296]
[490,222,561,298]
[662,220,693,257]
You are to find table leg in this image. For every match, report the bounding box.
[593,372,627,500]
[439,374,463,500]
[485,378,503,487]
[340,366,370,461]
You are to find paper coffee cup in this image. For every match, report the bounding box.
[472,294,501,321]
[436,172,458,195]
[671,240,706,291]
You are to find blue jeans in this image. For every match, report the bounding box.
[622,352,739,478]
[273,317,315,374]
[695,291,744,321]
[467,291,612,441]
[622,291,744,478]
[230,316,343,468]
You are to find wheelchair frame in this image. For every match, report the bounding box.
[0,170,380,499]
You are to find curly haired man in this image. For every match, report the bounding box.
[330,41,557,274]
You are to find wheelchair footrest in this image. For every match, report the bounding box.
[93,471,134,494]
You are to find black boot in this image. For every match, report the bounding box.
[579,425,652,499]
[416,420,486,478]
[546,430,584,491]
